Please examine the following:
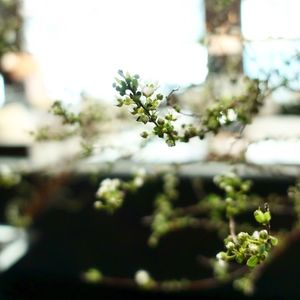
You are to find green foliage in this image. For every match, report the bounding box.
[50,101,81,125]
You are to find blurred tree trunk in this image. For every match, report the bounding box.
[205,0,242,76]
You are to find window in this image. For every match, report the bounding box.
[242,0,300,96]
[23,0,207,104]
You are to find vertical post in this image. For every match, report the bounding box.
[0,0,23,82]
[205,0,242,76]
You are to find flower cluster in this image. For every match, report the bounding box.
[216,228,278,268]
[95,178,124,212]
[213,172,252,217]
[95,170,146,213]
[200,78,263,133]
[114,71,266,147]
[114,70,181,147]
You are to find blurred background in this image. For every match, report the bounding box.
[1,0,300,165]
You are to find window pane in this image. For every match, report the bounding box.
[23,0,207,103]
[243,40,300,81]
[242,0,300,40]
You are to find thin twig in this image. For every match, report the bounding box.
[229,216,237,242]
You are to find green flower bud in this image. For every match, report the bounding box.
[138,115,149,124]
[264,211,271,223]
[225,241,235,251]
[157,118,165,125]
[216,251,227,261]
[249,244,258,254]
[166,139,176,147]
[83,268,103,283]
[237,232,248,242]
[259,230,268,240]
[140,131,149,138]
[254,209,265,224]
[157,94,164,100]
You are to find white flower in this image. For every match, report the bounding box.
[96,178,121,197]
[252,231,259,240]
[217,259,228,269]
[133,176,144,187]
[225,241,235,250]
[227,109,237,122]
[134,270,151,286]
[142,83,158,97]
[249,243,258,253]
[216,252,226,260]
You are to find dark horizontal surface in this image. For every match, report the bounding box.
[0,146,28,158]
[0,173,299,299]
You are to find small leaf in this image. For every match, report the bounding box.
[247,255,258,268]
[270,236,278,246]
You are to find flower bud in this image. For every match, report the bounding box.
[135,270,151,286]
[94,201,103,209]
[157,118,165,125]
[254,209,265,224]
[216,251,227,261]
[249,243,258,253]
[140,131,149,138]
[83,268,103,283]
[225,241,235,251]
[237,232,248,242]
[142,84,158,97]
[252,231,259,240]
[259,230,268,240]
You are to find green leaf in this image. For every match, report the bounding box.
[270,236,278,246]
[247,255,258,268]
